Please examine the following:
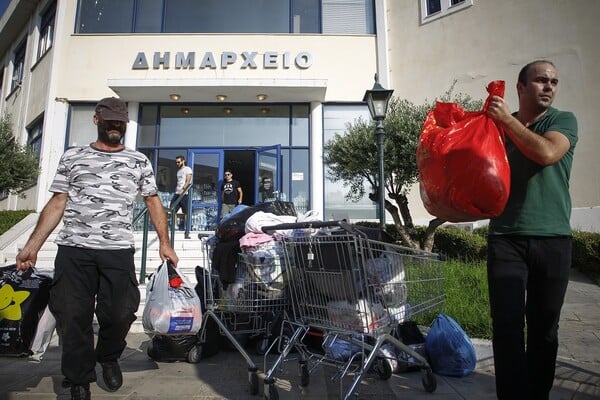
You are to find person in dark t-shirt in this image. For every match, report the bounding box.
[220,169,243,217]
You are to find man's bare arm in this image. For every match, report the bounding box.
[144,194,179,266]
[500,114,570,166]
[16,192,68,271]
[487,95,570,166]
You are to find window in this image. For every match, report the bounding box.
[27,117,44,160]
[164,0,289,33]
[134,0,164,33]
[292,0,320,33]
[11,41,26,92]
[322,0,375,34]
[420,0,472,24]
[76,0,374,34]
[77,0,135,33]
[323,104,375,221]
[38,2,56,60]
[67,104,96,147]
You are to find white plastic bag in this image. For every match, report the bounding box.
[28,305,56,362]
[142,261,202,335]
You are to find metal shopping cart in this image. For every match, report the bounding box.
[195,236,288,395]
[261,221,445,400]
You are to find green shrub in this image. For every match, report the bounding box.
[0,210,35,235]
[431,227,487,262]
[572,230,600,286]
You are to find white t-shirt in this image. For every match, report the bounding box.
[176,166,193,193]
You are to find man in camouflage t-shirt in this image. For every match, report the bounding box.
[16,97,178,400]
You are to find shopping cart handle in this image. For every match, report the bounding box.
[261,220,354,234]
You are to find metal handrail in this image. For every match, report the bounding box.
[132,185,192,283]
[166,184,192,244]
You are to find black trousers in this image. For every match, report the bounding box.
[487,236,571,400]
[49,245,140,385]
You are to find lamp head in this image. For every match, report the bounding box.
[363,74,394,120]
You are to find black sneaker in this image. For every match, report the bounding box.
[70,384,91,400]
[100,361,123,392]
[62,377,72,388]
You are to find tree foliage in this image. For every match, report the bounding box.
[323,84,483,251]
[0,113,40,197]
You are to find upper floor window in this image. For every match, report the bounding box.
[11,41,26,92]
[27,117,44,160]
[322,0,375,34]
[76,0,374,35]
[420,0,472,24]
[38,2,56,60]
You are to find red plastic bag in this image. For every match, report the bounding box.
[416,81,510,222]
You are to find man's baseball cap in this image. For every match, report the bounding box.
[95,97,129,122]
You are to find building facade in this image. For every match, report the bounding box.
[1,0,598,231]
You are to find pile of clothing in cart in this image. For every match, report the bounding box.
[209,200,322,303]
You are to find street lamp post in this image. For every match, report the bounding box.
[363,74,394,232]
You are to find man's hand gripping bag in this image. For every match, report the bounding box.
[416,81,510,222]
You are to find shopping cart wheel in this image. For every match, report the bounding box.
[256,338,269,355]
[421,368,437,393]
[264,378,279,400]
[265,383,279,400]
[249,367,259,395]
[299,360,310,387]
[186,345,201,364]
[373,357,392,380]
[146,345,155,359]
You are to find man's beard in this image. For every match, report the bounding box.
[97,123,125,145]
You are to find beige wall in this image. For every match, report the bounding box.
[52,34,377,102]
[388,0,600,220]
[27,53,52,122]
[53,2,378,103]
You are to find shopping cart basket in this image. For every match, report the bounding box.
[261,221,445,400]
[196,236,288,395]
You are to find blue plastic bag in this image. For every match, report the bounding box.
[425,313,476,377]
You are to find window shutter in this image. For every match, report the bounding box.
[322,0,375,34]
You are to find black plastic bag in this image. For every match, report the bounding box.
[392,321,428,372]
[255,201,297,217]
[147,334,199,363]
[0,265,52,357]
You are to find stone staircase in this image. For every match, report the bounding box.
[0,215,211,333]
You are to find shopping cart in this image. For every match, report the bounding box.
[261,221,445,400]
[195,236,288,395]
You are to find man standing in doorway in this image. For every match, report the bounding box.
[486,60,578,400]
[220,169,243,217]
[170,155,192,236]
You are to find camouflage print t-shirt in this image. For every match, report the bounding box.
[50,145,158,249]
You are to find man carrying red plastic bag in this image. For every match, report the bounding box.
[419,60,578,400]
[417,80,510,222]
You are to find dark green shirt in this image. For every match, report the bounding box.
[489,107,578,236]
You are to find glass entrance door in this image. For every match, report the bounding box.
[256,145,281,203]
[189,150,222,231]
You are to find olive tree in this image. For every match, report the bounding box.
[323,86,482,251]
[0,113,40,197]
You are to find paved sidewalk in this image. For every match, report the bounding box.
[1,269,598,399]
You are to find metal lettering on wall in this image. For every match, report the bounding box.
[132,51,313,70]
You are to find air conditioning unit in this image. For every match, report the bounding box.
[443,222,475,232]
